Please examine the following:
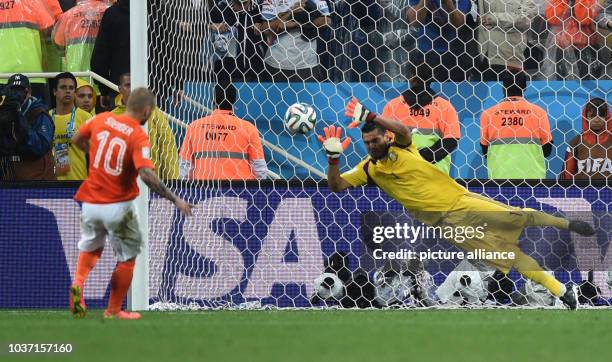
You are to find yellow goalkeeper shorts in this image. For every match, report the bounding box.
[438,192,530,273]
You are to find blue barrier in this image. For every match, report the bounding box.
[1,183,610,308]
[172,81,611,179]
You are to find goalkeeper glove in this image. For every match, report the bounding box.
[345,97,377,128]
[317,125,351,162]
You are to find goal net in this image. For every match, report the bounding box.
[144,0,612,309]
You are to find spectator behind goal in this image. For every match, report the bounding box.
[51,72,91,180]
[477,0,537,81]
[542,0,604,79]
[258,0,331,82]
[90,0,129,110]
[0,74,55,181]
[179,84,268,180]
[561,98,612,180]
[111,73,179,180]
[209,0,266,82]
[407,0,473,82]
[75,78,96,115]
[480,71,553,179]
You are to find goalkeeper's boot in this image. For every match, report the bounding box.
[103,310,141,320]
[568,220,596,236]
[560,283,579,310]
[69,282,87,318]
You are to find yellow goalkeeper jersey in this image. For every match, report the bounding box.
[341,143,468,223]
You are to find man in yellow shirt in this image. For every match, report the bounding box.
[111,73,179,179]
[51,72,91,180]
[318,98,597,310]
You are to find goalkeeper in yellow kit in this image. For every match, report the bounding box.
[318,98,596,310]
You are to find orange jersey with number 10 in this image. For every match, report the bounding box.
[74,112,155,204]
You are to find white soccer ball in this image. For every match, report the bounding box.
[314,272,344,300]
[284,102,316,134]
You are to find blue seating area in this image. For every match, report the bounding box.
[174,80,611,179]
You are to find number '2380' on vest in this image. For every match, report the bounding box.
[480,97,552,179]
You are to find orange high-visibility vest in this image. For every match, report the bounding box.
[179,110,265,180]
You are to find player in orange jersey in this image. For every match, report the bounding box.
[69,88,192,320]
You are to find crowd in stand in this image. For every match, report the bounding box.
[202,0,612,82]
[0,0,610,182]
[2,0,611,87]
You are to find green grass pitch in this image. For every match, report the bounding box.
[1,309,610,362]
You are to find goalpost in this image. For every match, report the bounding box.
[128,0,150,311]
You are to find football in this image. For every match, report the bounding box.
[284,102,317,134]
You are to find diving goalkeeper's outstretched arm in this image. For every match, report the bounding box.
[345,97,412,145]
[318,98,413,192]
[318,125,353,192]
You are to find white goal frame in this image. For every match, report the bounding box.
[129,0,149,311]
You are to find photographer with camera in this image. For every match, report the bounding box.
[0,74,55,181]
